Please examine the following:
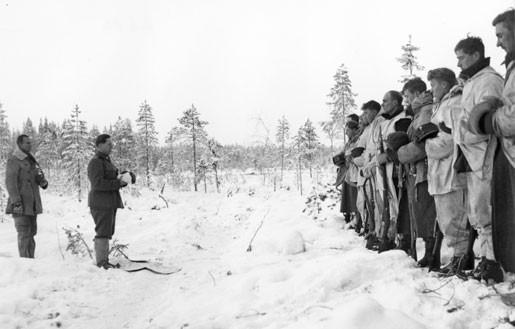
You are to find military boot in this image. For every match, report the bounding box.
[378,238,395,253]
[471,257,503,284]
[94,238,113,269]
[365,233,379,251]
[417,237,435,268]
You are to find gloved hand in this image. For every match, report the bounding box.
[121,170,136,184]
[414,122,439,143]
[12,201,23,215]
[482,96,504,109]
[386,131,410,151]
[385,148,398,162]
[36,168,48,189]
[351,147,365,158]
[332,152,346,166]
[438,122,452,134]
[469,100,497,135]
[394,118,412,132]
[376,152,389,165]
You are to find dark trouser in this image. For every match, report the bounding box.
[406,177,437,239]
[13,215,37,258]
[492,145,515,272]
[90,208,117,239]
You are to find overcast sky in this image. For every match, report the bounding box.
[0,0,513,145]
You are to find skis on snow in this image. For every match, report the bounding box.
[112,250,182,275]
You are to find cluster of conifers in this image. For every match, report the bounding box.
[333,9,515,285]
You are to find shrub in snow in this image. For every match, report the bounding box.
[63,226,93,259]
[282,230,306,255]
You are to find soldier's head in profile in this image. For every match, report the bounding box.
[360,100,380,125]
[95,134,113,155]
[455,36,485,71]
[492,9,515,55]
[402,78,427,106]
[427,68,457,102]
[381,90,403,115]
[16,134,32,154]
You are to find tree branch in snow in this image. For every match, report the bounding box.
[246,209,270,252]
[208,271,216,286]
[246,220,264,252]
[55,222,65,260]
[300,304,334,315]
[420,278,452,294]
[158,194,169,208]
[235,310,267,319]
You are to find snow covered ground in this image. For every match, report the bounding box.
[1,173,515,329]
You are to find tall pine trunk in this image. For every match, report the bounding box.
[298,156,303,196]
[192,125,198,192]
[280,141,284,182]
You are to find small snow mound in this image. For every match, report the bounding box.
[327,296,426,329]
[282,230,306,255]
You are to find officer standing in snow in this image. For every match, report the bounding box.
[87,134,135,269]
[5,134,48,258]
[452,36,503,282]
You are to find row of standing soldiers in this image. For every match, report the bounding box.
[335,10,515,284]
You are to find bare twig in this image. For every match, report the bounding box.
[190,243,205,250]
[443,288,456,306]
[158,194,169,208]
[420,278,453,294]
[55,222,65,260]
[245,209,271,252]
[300,304,334,315]
[246,220,264,252]
[208,271,216,286]
[235,310,267,319]
[77,232,93,259]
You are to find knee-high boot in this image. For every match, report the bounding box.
[94,238,110,268]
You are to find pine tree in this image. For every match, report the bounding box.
[36,118,61,178]
[178,104,208,192]
[320,120,338,156]
[22,118,36,137]
[275,116,290,183]
[327,64,356,145]
[0,103,11,164]
[397,35,424,83]
[136,100,158,187]
[165,126,185,173]
[298,119,319,178]
[207,138,222,193]
[293,128,305,195]
[22,118,38,153]
[111,117,137,172]
[61,105,92,201]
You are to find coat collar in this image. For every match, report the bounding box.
[96,151,111,161]
[380,105,404,120]
[412,91,433,115]
[13,147,28,161]
[459,57,490,81]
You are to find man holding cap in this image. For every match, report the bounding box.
[87,134,135,268]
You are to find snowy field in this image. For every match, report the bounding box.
[1,173,515,329]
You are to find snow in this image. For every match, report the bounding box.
[1,174,515,329]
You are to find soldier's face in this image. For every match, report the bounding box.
[98,138,113,155]
[403,90,418,106]
[382,92,397,114]
[362,109,376,124]
[18,137,32,153]
[455,49,479,71]
[430,79,449,102]
[495,22,515,53]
